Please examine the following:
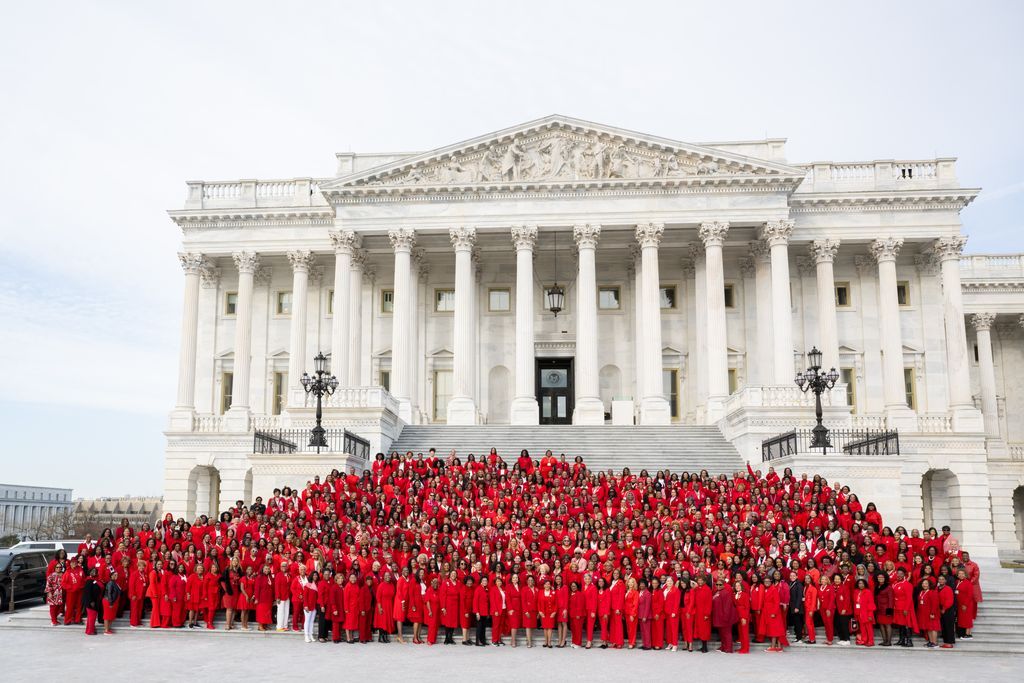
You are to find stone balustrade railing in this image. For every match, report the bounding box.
[959,254,1024,278]
[193,414,226,432]
[796,159,955,193]
[184,178,328,210]
[1009,444,1024,462]
[917,414,953,433]
[850,414,886,430]
[721,384,848,415]
[321,386,400,415]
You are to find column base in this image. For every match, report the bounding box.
[572,397,605,425]
[167,409,196,432]
[949,405,985,433]
[639,397,671,425]
[396,398,414,424]
[510,397,539,425]
[224,407,251,432]
[884,405,918,432]
[446,397,477,425]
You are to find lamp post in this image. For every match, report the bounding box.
[794,346,839,453]
[300,352,338,453]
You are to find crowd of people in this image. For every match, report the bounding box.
[43,448,984,653]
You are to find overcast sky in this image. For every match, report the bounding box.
[1,1,1022,497]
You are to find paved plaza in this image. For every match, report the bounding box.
[1,626,1021,683]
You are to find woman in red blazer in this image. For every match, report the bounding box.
[817,575,836,645]
[520,575,538,648]
[663,577,681,651]
[624,577,640,649]
[569,581,586,647]
[439,570,461,645]
[555,574,570,648]
[506,573,522,647]
[460,576,476,646]
[596,577,612,648]
[425,577,442,645]
[473,575,491,646]
[761,575,785,652]
[651,577,665,650]
[253,565,275,632]
[489,575,507,646]
[538,579,558,648]
[734,577,751,654]
[917,578,940,648]
[609,571,626,648]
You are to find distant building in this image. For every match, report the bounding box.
[0,484,74,537]
[74,497,163,529]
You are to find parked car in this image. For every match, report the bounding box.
[10,540,84,558]
[0,550,53,611]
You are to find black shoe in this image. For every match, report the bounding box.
[600,644,608,649]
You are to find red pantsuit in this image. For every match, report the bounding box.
[819,584,836,643]
[803,585,818,644]
[735,588,751,654]
[624,589,639,647]
[583,583,598,643]
[664,587,681,647]
[609,580,625,647]
[651,589,665,649]
[426,587,441,644]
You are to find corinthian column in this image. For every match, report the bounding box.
[174,253,206,412]
[700,222,729,420]
[810,239,841,371]
[871,237,916,428]
[446,227,478,424]
[329,230,359,388]
[226,251,259,430]
[389,229,415,422]
[972,313,1000,438]
[573,223,604,424]
[761,220,795,384]
[933,236,983,431]
[348,249,366,385]
[286,251,316,402]
[749,240,774,385]
[511,225,539,424]
[636,222,670,424]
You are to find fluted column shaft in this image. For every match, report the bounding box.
[175,253,205,410]
[972,313,999,438]
[389,230,415,421]
[231,252,259,411]
[632,247,644,405]
[511,226,539,424]
[750,241,774,385]
[762,220,794,384]
[286,251,315,399]
[811,239,841,371]
[871,237,907,410]
[691,244,708,410]
[573,224,604,424]
[348,251,365,385]
[447,227,477,424]
[934,237,973,409]
[409,249,424,421]
[329,231,358,386]
[701,222,729,419]
[637,223,670,424]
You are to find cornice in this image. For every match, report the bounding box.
[169,207,335,232]
[789,188,979,213]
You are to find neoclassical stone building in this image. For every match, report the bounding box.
[163,115,1024,561]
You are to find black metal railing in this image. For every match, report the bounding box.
[254,429,370,460]
[761,429,900,462]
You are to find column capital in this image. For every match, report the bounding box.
[809,238,840,264]
[759,219,793,247]
[253,265,272,287]
[914,254,939,275]
[972,312,996,331]
[688,241,705,261]
[572,223,601,249]
[350,248,368,270]
[748,239,770,263]
[388,227,416,252]
[796,256,815,277]
[931,235,968,262]
[286,250,316,273]
[329,229,361,255]
[629,244,642,262]
[232,251,261,274]
[635,222,665,249]
[449,226,477,251]
[854,255,875,276]
[510,224,538,251]
[739,257,756,278]
[680,256,695,278]
[699,221,729,248]
[178,252,208,275]
[870,237,904,263]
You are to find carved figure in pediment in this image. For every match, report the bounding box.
[501,140,525,181]
[695,160,720,175]
[665,154,684,176]
[588,140,609,178]
[539,136,570,178]
[442,156,469,183]
[521,144,544,179]
[569,141,587,180]
[607,144,633,179]
[475,146,499,182]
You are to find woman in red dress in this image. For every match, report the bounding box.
[853,578,876,646]
[490,575,507,646]
[538,579,558,648]
[569,581,585,647]
[520,575,538,648]
[916,577,940,648]
[817,575,836,645]
[375,571,396,643]
[393,566,410,644]
[425,577,442,645]
[237,565,255,631]
[439,569,460,645]
[253,565,275,631]
[329,573,346,643]
[734,577,751,654]
[506,573,522,647]
[343,572,362,643]
[555,574,570,648]
[624,577,639,649]
[460,576,476,646]
[874,572,894,646]
[955,568,976,638]
[749,574,765,642]
[892,569,917,647]
[663,576,681,651]
[596,577,612,648]
[761,575,785,652]
[692,575,713,653]
[407,571,425,644]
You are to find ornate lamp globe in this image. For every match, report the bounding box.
[547,283,565,317]
[807,346,823,371]
[314,351,328,375]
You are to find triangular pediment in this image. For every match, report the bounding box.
[320,115,805,198]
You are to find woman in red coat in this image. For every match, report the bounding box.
[302,571,319,643]
[489,575,507,646]
[408,572,426,643]
[692,575,713,652]
[127,560,148,627]
[147,561,167,628]
[663,577,681,651]
[955,568,976,638]
[609,572,626,648]
[569,581,585,647]
[61,559,85,625]
[343,573,362,643]
[505,573,522,647]
[203,567,220,629]
[651,577,665,650]
[538,579,558,648]
[184,565,205,628]
[520,575,538,648]
[916,577,940,648]
[734,577,751,654]
[892,569,917,647]
[461,576,476,646]
[375,572,396,642]
[624,578,639,649]
[853,578,876,646]
[761,575,785,652]
[874,572,895,646]
[329,573,346,643]
[425,577,442,645]
[358,577,373,643]
[817,575,836,645]
[237,565,255,631]
[393,567,410,644]
[596,578,612,648]
[253,565,275,631]
[439,570,460,644]
[802,575,818,644]
[749,575,765,642]
[165,565,186,628]
[473,575,491,646]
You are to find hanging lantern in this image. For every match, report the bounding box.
[547,283,565,317]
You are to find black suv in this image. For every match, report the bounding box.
[0,550,53,611]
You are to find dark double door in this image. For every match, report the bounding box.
[536,358,573,425]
